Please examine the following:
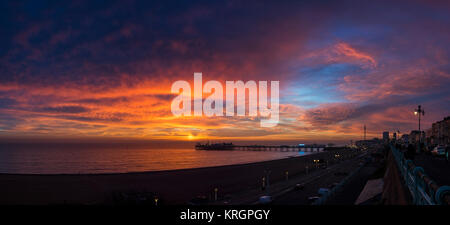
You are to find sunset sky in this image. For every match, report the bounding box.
[0,0,449,144]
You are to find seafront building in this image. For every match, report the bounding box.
[427,116,450,146]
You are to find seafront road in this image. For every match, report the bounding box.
[214,150,371,205]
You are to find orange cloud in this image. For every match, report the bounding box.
[301,41,377,69]
[333,42,377,67]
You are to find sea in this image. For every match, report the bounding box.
[0,144,308,174]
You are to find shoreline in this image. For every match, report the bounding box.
[0,148,355,205]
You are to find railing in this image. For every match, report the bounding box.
[390,145,450,205]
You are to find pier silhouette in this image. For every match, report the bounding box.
[195,143,325,152]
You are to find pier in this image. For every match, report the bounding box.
[195,143,325,152]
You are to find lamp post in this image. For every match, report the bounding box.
[414,105,425,153]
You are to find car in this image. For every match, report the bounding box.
[432,146,445,156]
[318,188,330,196]
[307,196,320,204]
[423,146,432,154]
[258,195,272,204]
[294,183,305,191]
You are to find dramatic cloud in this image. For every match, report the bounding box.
[0,0,449,143]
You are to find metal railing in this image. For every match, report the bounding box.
[390,145,450,205]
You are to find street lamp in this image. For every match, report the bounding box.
[414,105,425,153]
[414,105,425,131]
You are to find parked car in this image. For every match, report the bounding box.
[258,195,272,204]
[432,146,445,156]
[294,183,305,191]
[318,188,330,196]
[307,196,320,204]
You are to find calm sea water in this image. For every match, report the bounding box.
[0,146,306,174]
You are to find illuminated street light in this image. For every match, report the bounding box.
[414,105,425,153]
[414,105,425,131]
